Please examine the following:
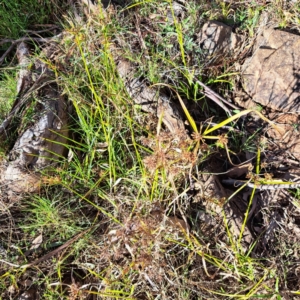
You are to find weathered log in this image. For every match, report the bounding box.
[0,41,70,195]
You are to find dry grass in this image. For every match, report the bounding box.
[1,0,300,299]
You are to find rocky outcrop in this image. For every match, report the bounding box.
[242,27,300,113]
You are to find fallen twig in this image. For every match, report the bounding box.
[21,228,91,268]
[0,36,54,65]
[0,36,52,46]
[195,79,240,116]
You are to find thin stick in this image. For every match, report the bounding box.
[195,79,240,115]
[21,228,91,268]
[0,36,54,66]
[0,36,52,46]
[0,43,15,65]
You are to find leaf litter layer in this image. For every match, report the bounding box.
[1,0,300,299]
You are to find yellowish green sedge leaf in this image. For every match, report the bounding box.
[259,180,298,185]
[152,83,198,133]
[256,147,261,174]
[245,272,268,298]
[203,110,251,135]
[239,186,256,245]
[201,136,219,139]
[203,109,279,135]
[215,72,240,78]
[167,0,186,67]
[121,0,154,11]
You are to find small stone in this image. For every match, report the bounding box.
[197,21,243,56]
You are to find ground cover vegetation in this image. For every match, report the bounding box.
[1,0,300,299]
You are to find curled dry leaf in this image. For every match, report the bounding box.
[30,234,43,250]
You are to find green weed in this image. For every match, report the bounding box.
[0,69,17,122]
[0,0,62,40]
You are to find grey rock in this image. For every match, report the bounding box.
[197,21,243,56]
